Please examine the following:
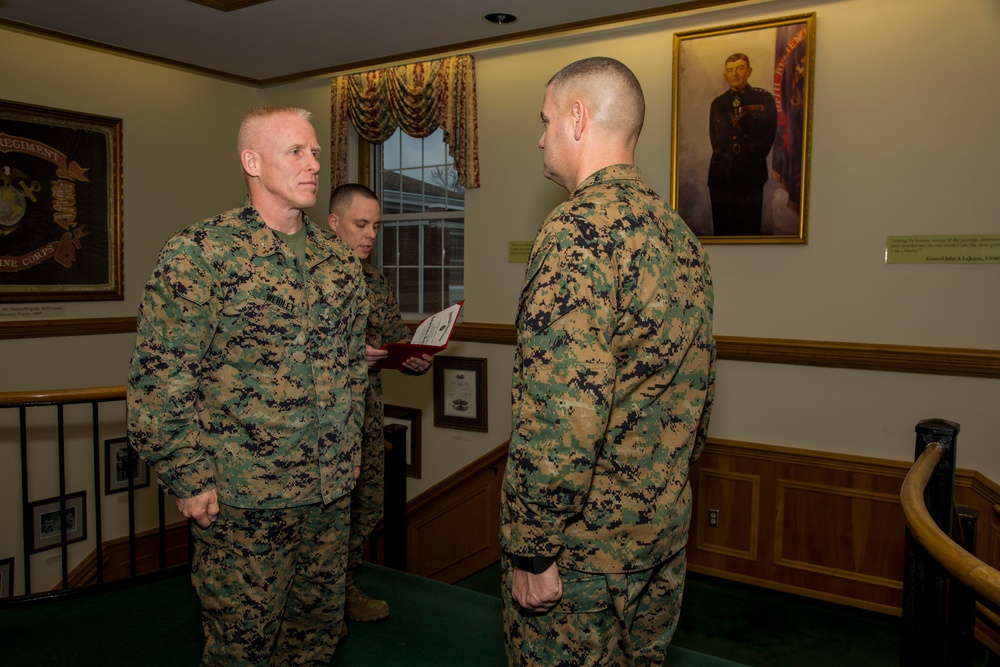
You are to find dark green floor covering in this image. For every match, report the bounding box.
[0,564,746,666]
[455,563,998,667]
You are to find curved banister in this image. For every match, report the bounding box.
[0,385,126,407]
[900,442,1000,609]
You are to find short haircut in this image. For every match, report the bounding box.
[329,182,379,214]
[547,56,645,139]
[237,106,312,154]
[725,53,751,67]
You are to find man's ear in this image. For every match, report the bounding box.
[240,149,259,176]
[327,212,340,233]
[571,100,587,142]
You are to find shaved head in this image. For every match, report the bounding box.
[237,106,313,155]
[547,57,645,143]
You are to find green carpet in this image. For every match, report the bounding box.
[456,562,999,667]
[0,564,746,666]
[0,570,204,666]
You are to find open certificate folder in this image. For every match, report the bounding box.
[374,300,464,370]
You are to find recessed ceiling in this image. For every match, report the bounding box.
[0,0,708,84]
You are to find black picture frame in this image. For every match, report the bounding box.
[104,436,150,495]
[27,491,87,554]
[384,405,422,479]
[0,557,13,598]
[433,356,488,432]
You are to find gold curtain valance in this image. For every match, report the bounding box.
[331,54,480,189]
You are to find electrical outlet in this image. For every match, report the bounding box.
[708,508,720,528]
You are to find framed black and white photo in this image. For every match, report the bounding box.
[433,356,487,432]
[384,404,422,478]
[27,491,87,554]
[104,436,150,495]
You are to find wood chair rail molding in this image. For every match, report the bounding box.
[2,318,998,379]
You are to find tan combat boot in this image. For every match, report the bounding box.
[345,574,390,621]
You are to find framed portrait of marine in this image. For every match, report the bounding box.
[671,14,816,244]
[0,99,123,301]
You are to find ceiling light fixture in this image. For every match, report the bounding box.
[484,13,517,25]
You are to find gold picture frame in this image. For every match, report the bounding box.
[671,13,816,244]
[0,99,124,301]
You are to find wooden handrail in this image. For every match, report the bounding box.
[901,442,1000,609]
[0,385,126,407]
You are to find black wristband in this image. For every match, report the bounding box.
[511,555,555,574]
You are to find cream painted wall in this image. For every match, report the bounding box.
[1,28,264,390]
[2,0,999,510]
[369,0,1000,487]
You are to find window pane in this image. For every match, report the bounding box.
[382,133,401,171]
[381,171,402,214]
[380,224,397,264]
[448,268,464,304]
[400,132,423,169]
[396,268,420,312]
[421,267,444,313]
[374,127,464,316]
[398,224,421,265]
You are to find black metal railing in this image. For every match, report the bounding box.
[0,386,177,599]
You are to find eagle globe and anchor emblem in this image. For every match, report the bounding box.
[0,165,38,237]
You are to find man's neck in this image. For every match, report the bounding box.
[253,198,304,235]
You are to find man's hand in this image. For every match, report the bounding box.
[401,354,432,374]
[365,344,388,369]
[176,489,219,528]
[512,563,562,613]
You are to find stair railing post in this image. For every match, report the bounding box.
[900,418,960,667]
[382,423,408,571]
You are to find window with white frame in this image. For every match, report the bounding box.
[373,127,464,317]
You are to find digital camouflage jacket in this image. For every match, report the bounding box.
[501,164,716,573]
[361,261,412,436]
[127,200,369,509]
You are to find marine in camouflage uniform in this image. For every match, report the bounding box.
[327,183,432,622]
[128,107,369,667]
[350,260,412,569]
[501,59,715,667]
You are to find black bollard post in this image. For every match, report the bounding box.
[383,423,409,571]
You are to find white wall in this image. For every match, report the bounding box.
[2,0,999,505]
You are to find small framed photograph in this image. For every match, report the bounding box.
[384,405,422,479]
[433,356,487,432]
[27,491,87,554]
[671,13,816,244]
[104,436,150,495]
[0,557,13,598]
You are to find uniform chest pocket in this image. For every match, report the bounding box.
[215,292,302,373]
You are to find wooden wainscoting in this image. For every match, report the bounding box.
[64,522,191,589]
[688,438,1000,615]
[405,445,508,583]
[401,437,1000,620]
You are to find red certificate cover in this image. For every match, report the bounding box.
[374,301,464,370]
